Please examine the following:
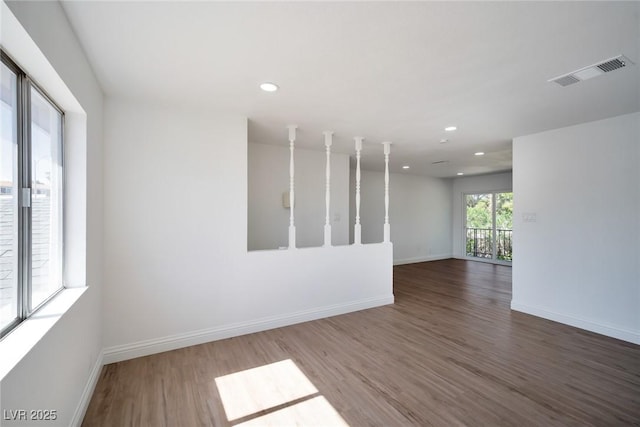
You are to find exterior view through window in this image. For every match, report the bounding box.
[1,51,64,338]
[465,192,513,262]
[1,58,19,334]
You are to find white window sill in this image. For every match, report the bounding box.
[0,287,87,381]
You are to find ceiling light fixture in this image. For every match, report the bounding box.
[260,82,279,92]
[474,152,485,156]
[445,126,457,132]
[402,165,410,169]
[457,172,464,176]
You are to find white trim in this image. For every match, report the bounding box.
[455,255,512,266]
[461,192,467,256]
[393,254,452,266]
[0,287,87,380]
[511,301,640,345]
[70,350,103,427]
[103,295,394,364]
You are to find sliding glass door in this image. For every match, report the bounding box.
[465,192,512,262]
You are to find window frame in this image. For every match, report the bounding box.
[1,50,65,339]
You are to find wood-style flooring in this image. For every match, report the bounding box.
[83,259,640,426]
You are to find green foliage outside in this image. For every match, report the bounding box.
[496,192,513,230]
[466,192,513,230]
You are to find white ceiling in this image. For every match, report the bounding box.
[61,1,639,178]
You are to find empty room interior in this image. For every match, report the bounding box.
[1,1,639,426]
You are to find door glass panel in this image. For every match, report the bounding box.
[465,193,493,259]
[496,192,513,261]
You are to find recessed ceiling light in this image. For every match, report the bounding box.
[440,139,449,144]
[457,172,464,176]
[402,165,410,169]
[260,82,279,92]
[474,152,485,156]
[445,126,457,132]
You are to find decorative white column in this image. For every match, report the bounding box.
[354,137,364,245]
[323,131,333,247]
[288,125,298,249]
[382,141,392,243]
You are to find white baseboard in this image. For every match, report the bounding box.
[393,254,452,266]
[511,301,640,345]
[103,295,394,364]
[71,351,104,427]
[453,255,512,266]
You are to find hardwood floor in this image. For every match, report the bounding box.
[83,259,640,426]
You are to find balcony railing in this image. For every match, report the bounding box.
[465,228,512,261]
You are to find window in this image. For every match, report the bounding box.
[1,51,64,338]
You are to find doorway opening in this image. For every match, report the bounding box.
[465,192,513,262]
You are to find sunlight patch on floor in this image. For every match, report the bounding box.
[215,359,328,423]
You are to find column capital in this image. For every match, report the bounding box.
[287,125,298,143]
[382,141,392,155]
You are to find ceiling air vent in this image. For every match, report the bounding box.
[553,75,580,87]
[431,160,449,165]
[598,57,627,73]
[549,55,634,87]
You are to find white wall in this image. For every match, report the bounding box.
[248,143,350,250]
[351,170,453,264]
[0,1,104,426]
[103,99,393,361]
[512,112,639,344]
[451,172,513,258]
